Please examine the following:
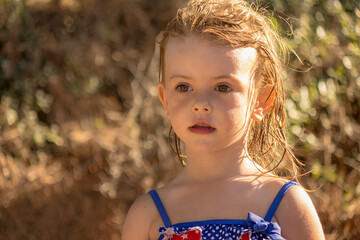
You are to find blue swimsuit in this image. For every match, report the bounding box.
[149,181,298,240]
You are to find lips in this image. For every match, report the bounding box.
[189,122,216,134]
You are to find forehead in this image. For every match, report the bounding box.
[164,36,257,77]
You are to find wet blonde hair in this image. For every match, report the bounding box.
[159,0,302,178]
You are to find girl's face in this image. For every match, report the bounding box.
[158,36,258,153]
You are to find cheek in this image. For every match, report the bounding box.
[227,108,245,124]
[166,95,184,117]
[221,94,248,111]
[222,97,250,125]
[223,108,251,138]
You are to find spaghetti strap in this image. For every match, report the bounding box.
[148,190,172,227]
[264,181,299,222]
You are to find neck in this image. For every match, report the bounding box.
[180,143,260,183]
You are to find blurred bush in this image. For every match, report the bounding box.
[0,0,359,239]
[273,0,360,238]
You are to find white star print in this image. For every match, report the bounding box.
[181,234,188,239]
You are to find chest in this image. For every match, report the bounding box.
[149,186,274,240]
[167,185,270,221]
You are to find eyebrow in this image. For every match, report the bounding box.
[212,75,234,80]
[169,74,235,81]
[169,74,191,80]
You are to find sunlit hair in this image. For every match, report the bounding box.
[159,0,303,178]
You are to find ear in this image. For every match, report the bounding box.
[158,83,170,118]
[251,85,275,122]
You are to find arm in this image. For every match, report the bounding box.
[275,185,325,240]
[122,193,154,240]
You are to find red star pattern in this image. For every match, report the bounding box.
[168,229,201,240]
[237,232,251,240]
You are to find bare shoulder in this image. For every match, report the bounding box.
[122,192,157,240]
[274,183,325,240]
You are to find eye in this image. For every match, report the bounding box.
[215,84,232,93]
[176,84,192,92]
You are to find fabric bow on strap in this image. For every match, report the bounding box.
[246,212,286,240]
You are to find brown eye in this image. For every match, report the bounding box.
[176,84,192,92]
[216,84,231,93]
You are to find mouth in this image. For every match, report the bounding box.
[189,122,216,134]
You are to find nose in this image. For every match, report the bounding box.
[192,94,212,113]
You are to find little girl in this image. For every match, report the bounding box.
[122,0,325,239]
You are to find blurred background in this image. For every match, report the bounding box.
[0,0,359,239]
